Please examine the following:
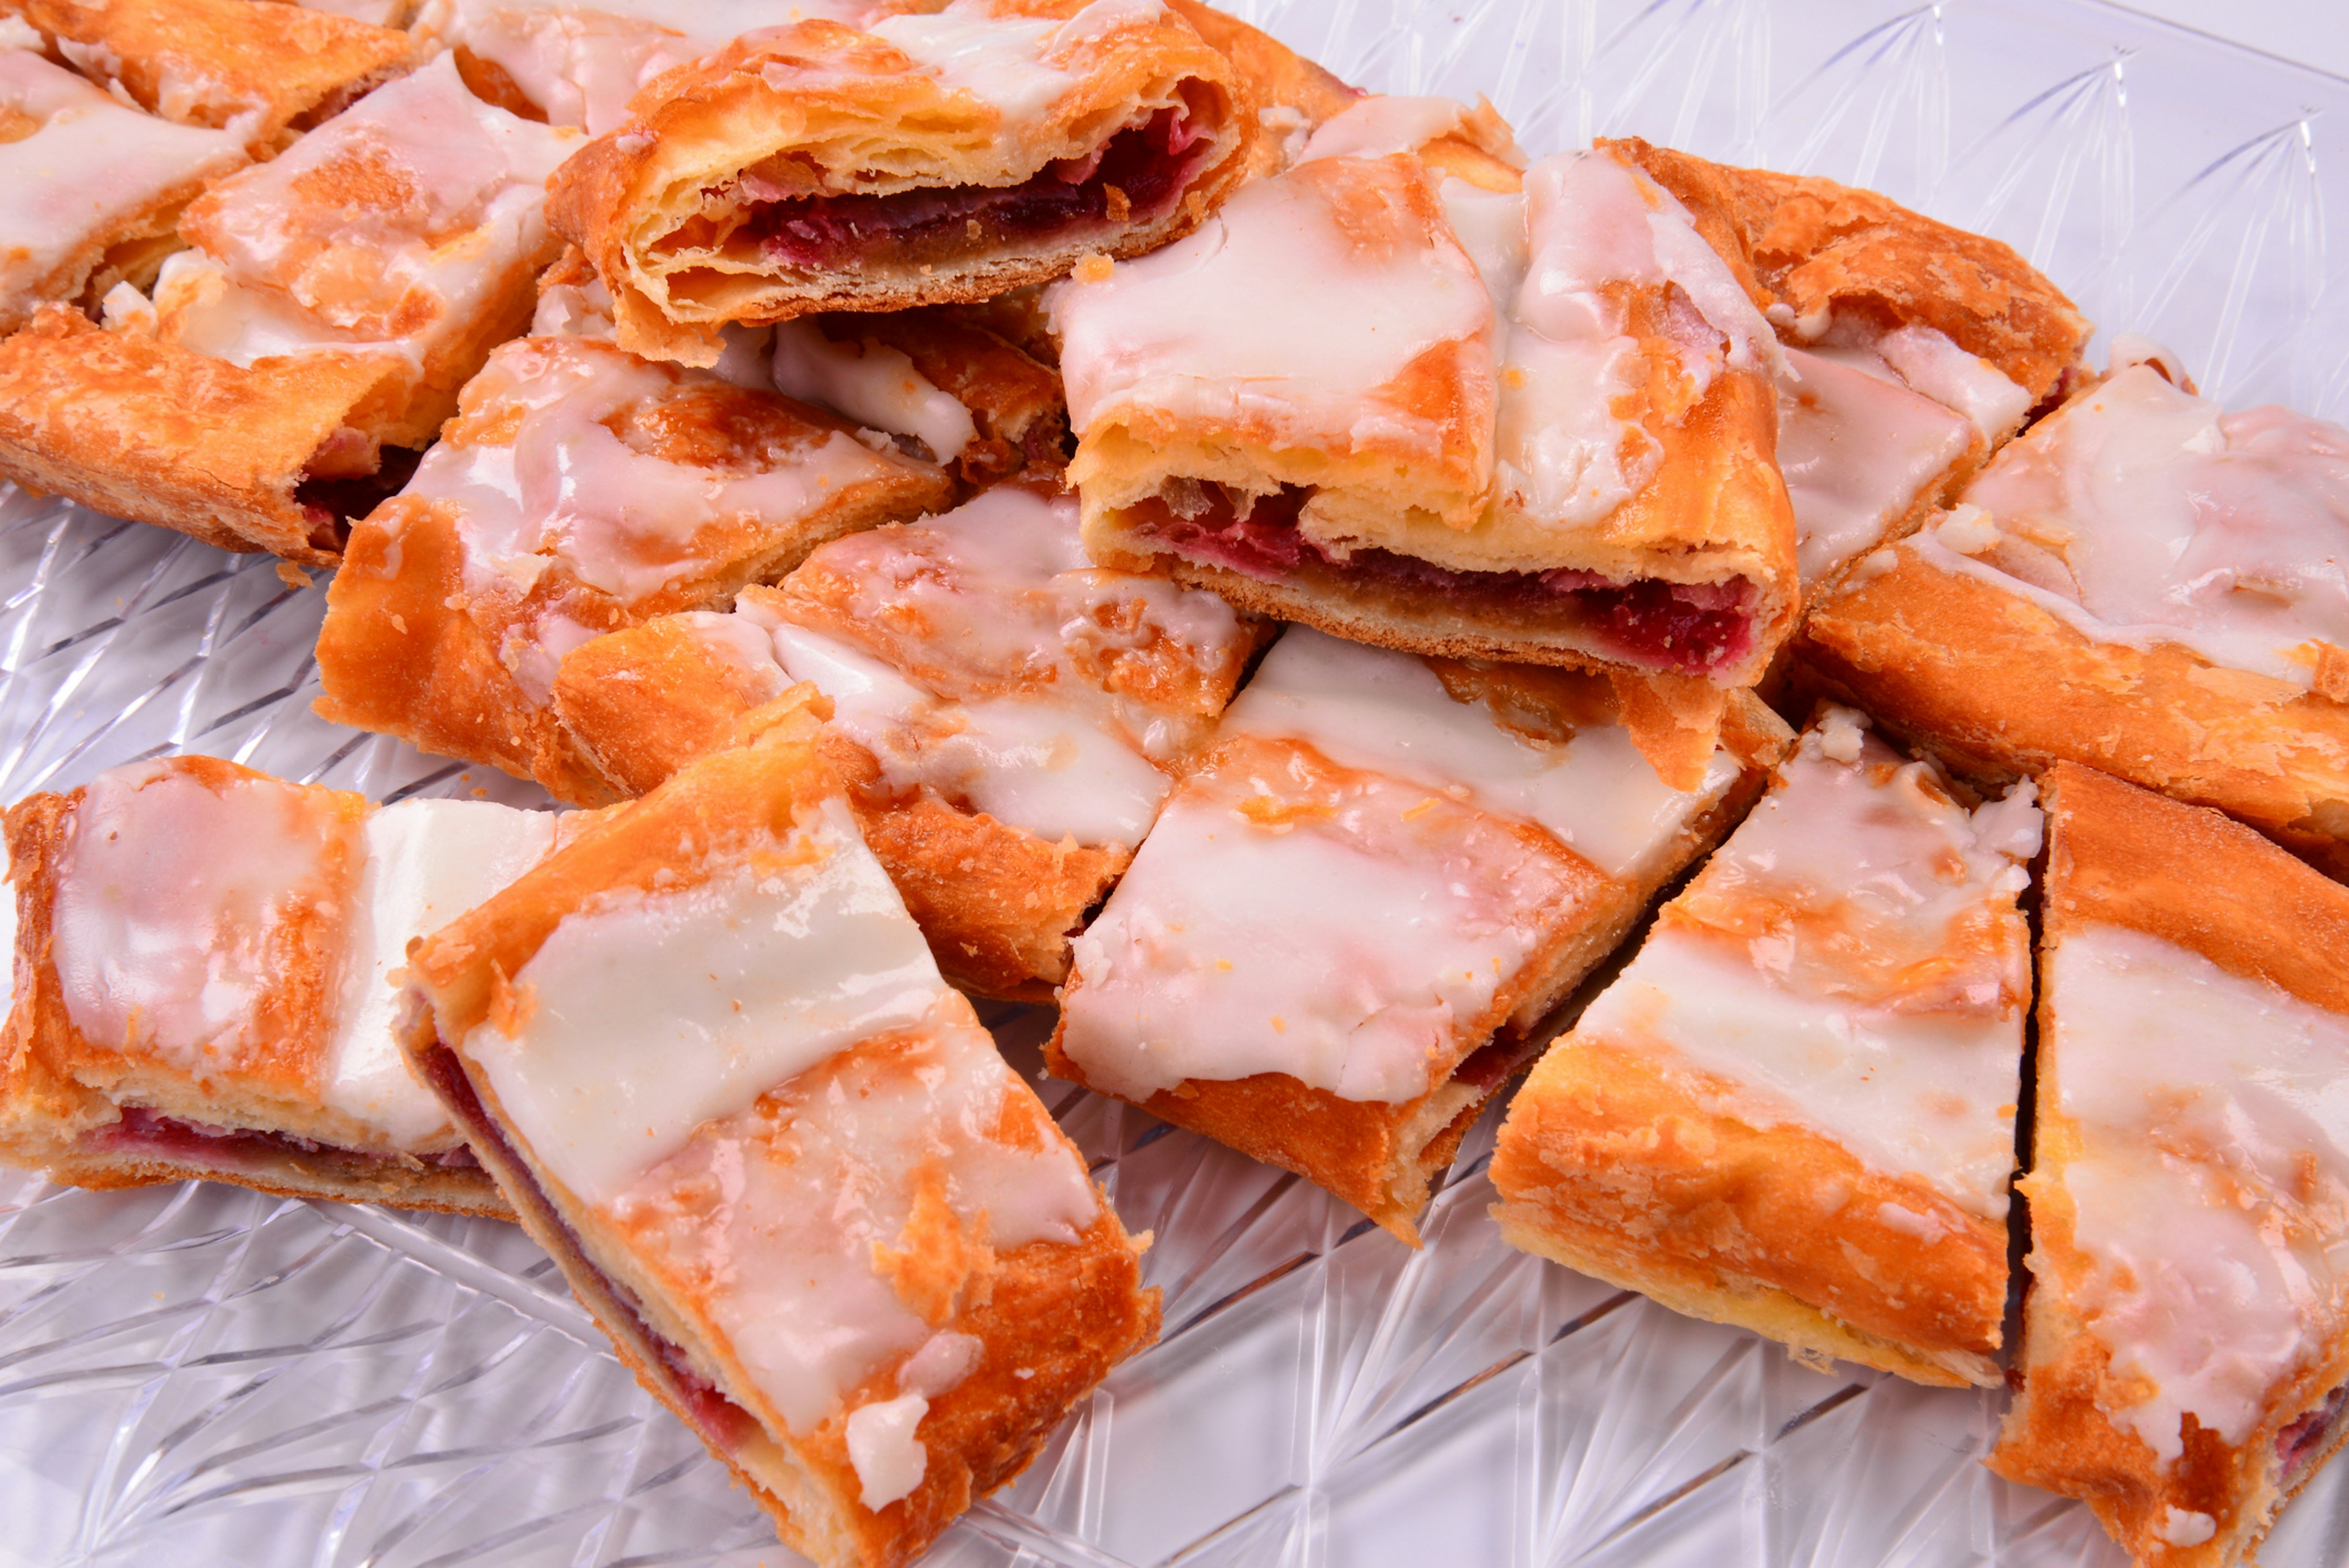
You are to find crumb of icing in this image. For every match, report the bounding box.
[1935,503,2002,555]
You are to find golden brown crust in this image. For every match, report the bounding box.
[0,304,407,561]
[16,0,414,149]
[1490,1036,2006,1385]
[1988,764,2349,1567]
[547,0,1255,364]
[820,308,1069,479]
[1160,0,1357,176]
[1606,136,2091,401]
[1791,539,2349,881]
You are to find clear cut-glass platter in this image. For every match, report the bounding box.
[5,2,2349,1564]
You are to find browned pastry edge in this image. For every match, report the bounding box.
[1489,1035,2006,1388]
[1606,136,2092,401]
[1987,763,2349,1567]
[0,304,410,563]
[1162,0,1358,177]
[1042,748,1775,1244]
[17,0,415,149]
[1790,540,2349,881]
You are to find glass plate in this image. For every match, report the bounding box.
[4,2,2348,1564]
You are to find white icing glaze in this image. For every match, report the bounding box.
[770,318,976,464]
[415,0,866,135]
[50,760,347,1076]
[1059,747,1590,1104]
[1050,161,1493,454]
[1222,628,1734,881]
[0,50,246,316]
[765,618,1175,846]
[1778,346,1975,585]
[401,335,889,644]
[327,799,556,1150]
[1294,94,1478,164]
[2046,923,2349,1465]
[866,3,1072,124]
[158,56,579,364]
[1876,323,2033,443]
[601,992,1099,1436]
[847,1394,929,1507]
[1491,147,1780,533]
[1950,364,2349,689]
[1573,712,2037,1219]
[464,798,945,1205]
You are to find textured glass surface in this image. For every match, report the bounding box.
[6,2,2349,1564]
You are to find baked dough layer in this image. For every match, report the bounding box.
[1793,538,2349,880]
[547,0,1253,365]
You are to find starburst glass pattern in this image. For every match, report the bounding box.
[6,2,2349,1565]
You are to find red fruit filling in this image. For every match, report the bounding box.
[745,105,1209,270]
[418,1043,762,1456]
[1126,486,1759,676]
[2280,1381,2349,1481]
[83,1104,481,1170]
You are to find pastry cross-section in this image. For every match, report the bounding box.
[314,331,954,801]
[1987,763,2349,1568]
[1491,706,2041,1386]
[549,481,1268,998]
[0,755,563,1216]
[400,692,1160,1568]
[1795,358,2349,878]
[1052,107,1799,684]
[1046,627,1786,1241]
[546,0,1255,364]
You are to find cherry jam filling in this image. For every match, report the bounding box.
[2280,1382,2349,1481]
[418,1043,761,1455]
[83,1104,480,1170]
[1129,486,1759,676]
[748,105,1206,269]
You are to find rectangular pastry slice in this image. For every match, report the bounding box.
[14,0,413,150]
[401,690,1159,1568]
[1490,706,2041,1388]
[1053,111,1800,684]
[314,331,953,802]
[546,0,1254,365]
[0,39,248,334]
[1989,762,2349,1566]
[1045,626,1787,1241]
[1795,354,2349,878]
[0,54,581,561]
[0,755,561,1216]
[549,481,1267,999]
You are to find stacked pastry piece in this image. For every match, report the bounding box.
[4,0,2349,1563]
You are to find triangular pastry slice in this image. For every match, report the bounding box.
[1491,706,2041,1386]
[1988,762,2349,1567]
[401,690,1159,1568]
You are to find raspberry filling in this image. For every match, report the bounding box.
[1126,486,1760,676]
[81,1104,479,1170]
[417,1043,762,1457]
[745,104,1208,270]
[2280,1382,2349,1481]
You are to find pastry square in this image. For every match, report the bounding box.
[1490,707,2040,1386]
[0,755,561,1216]
[550,481,1268,999]
[0,54,582,561]
[401,691,1160,1568]
[1988,762,2349,1567]
[0,41,248,334]
[545,0,1254,364]
[315,331,954,802]
[1794,358,2349,879]
[1045,627,1787,1241]
[15,0,413,149]
[1055,120,1800,684]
